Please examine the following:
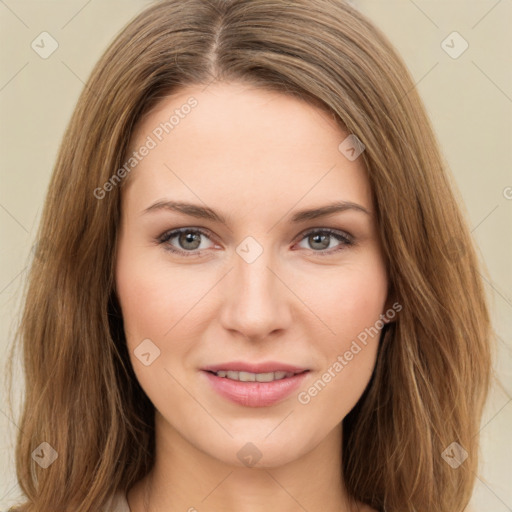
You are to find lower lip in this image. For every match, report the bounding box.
[202,370,309,407]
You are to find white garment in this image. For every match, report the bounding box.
[104,490,130,512]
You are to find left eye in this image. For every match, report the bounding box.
[296,229,353,254]
[157,227,353,257]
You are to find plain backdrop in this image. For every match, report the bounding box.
[1,1,511,510]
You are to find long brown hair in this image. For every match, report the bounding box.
[6,1,493,510]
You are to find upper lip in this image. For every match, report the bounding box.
[202,361,309,374]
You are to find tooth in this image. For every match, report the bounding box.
[238,371,256,382]
[255,372,275,382]
[214,370,298,381]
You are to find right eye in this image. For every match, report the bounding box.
[157,227,216,257]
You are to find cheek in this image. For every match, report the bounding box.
[115,264,171,340]
[299,254,387,405]
[298,256,388,350]
[339,269,387,344]
[115,243,201,341]
[337,276,386,370]
[115,248,194,399]
[115,242,217,396]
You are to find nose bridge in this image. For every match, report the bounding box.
[220,239,290,339]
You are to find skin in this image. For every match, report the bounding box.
[115,82,387,512]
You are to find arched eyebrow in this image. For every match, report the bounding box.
[141,200,370,225]
[289,201,370,222]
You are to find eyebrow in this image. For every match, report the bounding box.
[141,200,370,224]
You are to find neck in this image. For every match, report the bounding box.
[128,412,356,512]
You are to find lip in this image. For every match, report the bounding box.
[202,361,309,374]
[201,367,310,408]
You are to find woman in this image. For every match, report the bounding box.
[7,0,492,511]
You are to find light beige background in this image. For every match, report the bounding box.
[1,1,511,510]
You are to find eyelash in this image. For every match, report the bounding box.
[156,227,354,258]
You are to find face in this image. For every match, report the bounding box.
[115,82,389,468]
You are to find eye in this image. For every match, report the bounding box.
[295,228,354,255]
[157,227,216,257]
[156,227,354,258]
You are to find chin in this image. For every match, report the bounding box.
[194,426,318,469]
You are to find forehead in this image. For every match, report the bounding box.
[121,82,371,216]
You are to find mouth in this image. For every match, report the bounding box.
[204,369,309,382]
[200,362,310,407]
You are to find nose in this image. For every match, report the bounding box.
[219,247,293,341]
